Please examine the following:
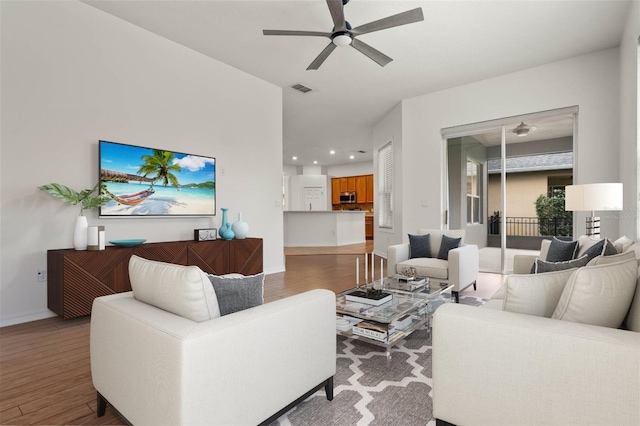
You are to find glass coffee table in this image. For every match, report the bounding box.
[335,278,452,358]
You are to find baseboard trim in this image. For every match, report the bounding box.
[0,310,57,328]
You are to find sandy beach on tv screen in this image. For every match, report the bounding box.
[101,196,215,216]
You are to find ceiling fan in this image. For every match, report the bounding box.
[512,122,537,137]
[263,0,424,70]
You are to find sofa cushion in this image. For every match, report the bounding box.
[128,255,221,322]
[624,242,640,263]
[551,259,638,329]
[625,266,640,332]
[408,233,431,259]
[503,268,577,318]
[546,237,578,262]
[397,258,448,280]
[533,255,589,274]
[587,250,636,266]
[437,235,461,260]
[576,235,602,258]
[613,235,635,253]
[208,273,265,315]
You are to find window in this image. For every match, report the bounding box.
[466,159,481,224]
[378,142,393,228]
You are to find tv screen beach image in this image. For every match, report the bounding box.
[99,140,216,216]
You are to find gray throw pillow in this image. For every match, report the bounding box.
[582,239,618,262]
[546,237,578,262]
[408,233,431,259]
[581,239,606,261]
[208,273,264,316]
[437,235,462,260]
[534,255,589,273]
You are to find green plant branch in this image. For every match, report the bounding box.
[38,183,109,215]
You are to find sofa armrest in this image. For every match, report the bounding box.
[387,243,410,277]
[433,303,640,426]
[513,254,538,274]
[91,289,336,426]
[447,244,478,289]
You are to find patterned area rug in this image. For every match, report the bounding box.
[270,296,486,426]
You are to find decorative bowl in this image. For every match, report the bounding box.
[108,239,146,247]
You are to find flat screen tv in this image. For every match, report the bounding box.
[99,140,216,217]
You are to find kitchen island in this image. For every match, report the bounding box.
[284,211,366,247]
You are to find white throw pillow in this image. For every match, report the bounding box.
[503,269,576,318]
[129,255,221,322]
[576,235,602,258]
[614,236,635,253]
[551,258,638,328]
[587,250,636,266]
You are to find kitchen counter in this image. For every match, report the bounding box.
[284,211,366,247]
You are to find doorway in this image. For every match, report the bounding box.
[444,108,577,273]
[303,186,324,211]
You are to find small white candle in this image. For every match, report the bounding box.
[364,253,368,283]
[356,258,359,285]
[371,252,375,282]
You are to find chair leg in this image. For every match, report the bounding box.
[325,376,334,401]
[97,392,107,417]
[452,291,459,303]
[473,280,477,291]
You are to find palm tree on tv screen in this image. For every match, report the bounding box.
[138,150,181,187]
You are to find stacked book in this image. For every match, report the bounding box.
[345,290,392,306]
[352,321,393,342]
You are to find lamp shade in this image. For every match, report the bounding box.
[565,183,623,212]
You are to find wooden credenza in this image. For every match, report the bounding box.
[47,238,263,319]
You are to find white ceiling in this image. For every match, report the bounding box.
[82,0,630,167]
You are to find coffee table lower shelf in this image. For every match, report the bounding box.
[337,313,430,357]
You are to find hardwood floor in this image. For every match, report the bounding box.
[0,245,502,425]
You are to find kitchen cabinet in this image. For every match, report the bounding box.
[366,174,374,203]
[339,178,348,193]
[365,216,374,240]
[346,177,356,192]
[356,176,367,203]
[331,178,341,205]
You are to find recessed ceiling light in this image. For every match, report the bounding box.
[313,160,318,164]
[292,156,298,160]
[330,150,335,155]
[349,155,355,159]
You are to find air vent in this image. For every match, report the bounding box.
[291,83,313,93]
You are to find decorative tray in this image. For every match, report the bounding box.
[108,239,146,247]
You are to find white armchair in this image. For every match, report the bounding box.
[91,289,336,425]
[387,229,479,303]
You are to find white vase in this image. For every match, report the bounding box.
[73,215,88,250]
[231,212,249,239]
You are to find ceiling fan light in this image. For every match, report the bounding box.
[515,129,529,137]
[332,34,352,46]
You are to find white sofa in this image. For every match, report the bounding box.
[387,229,479,302]
[91,288,336,425]
[432,254,640,425]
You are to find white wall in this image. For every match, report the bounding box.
[373,103,404,256]
[619,0,640,240]
[374,48,622,257]
[0,1,284,326]
[327,162,373,177]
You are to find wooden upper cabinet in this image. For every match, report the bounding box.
[331,178,341,205]
[346,177,356,192]
[339,178,348,193]
[366,174,374,203]
[356,176,367,203]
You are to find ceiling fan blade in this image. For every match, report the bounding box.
[307,42,337,70]
[326,0,347,32]
[351,8,424,36]
[351,38,392,67]
[263,30,332,38]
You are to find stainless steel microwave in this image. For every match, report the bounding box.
[340,192,357,203]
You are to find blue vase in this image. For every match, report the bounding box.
[219,208,230,238]
[221,227,235,240]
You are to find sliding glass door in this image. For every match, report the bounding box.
[444,108,576,274]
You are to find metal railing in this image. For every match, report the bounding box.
[488,214,572,237]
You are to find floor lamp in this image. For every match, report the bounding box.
[564,183,623,237]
